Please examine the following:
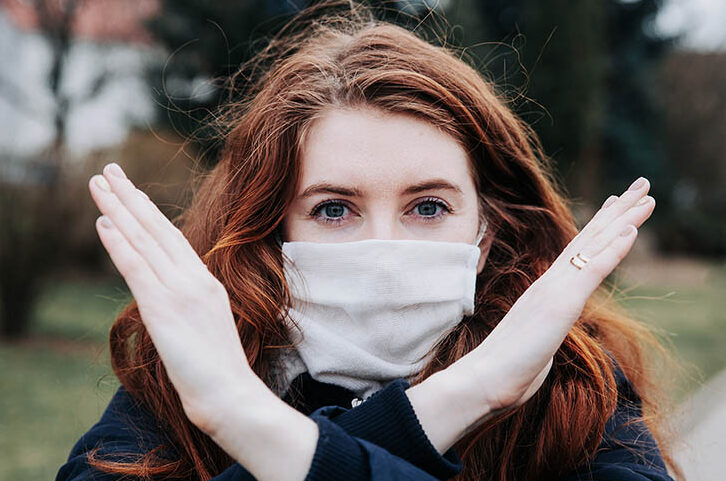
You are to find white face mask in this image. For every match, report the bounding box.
[277,219,487,400]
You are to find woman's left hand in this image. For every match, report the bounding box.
[88,162,256,431]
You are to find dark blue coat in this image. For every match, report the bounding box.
[56,366,674,481]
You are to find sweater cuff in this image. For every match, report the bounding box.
[304,416,369,481]
[331,378,463,480]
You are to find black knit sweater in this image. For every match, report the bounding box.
[56,367,673,481]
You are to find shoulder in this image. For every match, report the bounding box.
[90,384,168,448]
[599,362,666,465]
[56,385,175,480]
[561,358,673,481]
[604,358,653,439]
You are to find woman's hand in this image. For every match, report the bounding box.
[407,177,655,453]
[88,162,256,430]
[89,163,320,481]
[466,176,654,411]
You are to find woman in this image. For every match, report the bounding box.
[56,1,680,480]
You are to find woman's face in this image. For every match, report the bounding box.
[282,106,491,274]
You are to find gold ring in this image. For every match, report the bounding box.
[569,252,591,270]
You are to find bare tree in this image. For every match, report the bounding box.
[0,0,111,338]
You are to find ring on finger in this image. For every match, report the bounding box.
[569,252,591,270]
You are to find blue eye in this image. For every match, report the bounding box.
[410,198,452,223]
[309,197,452,226]
[309,201,350,225]
[317,202,348,223]
[415,200,443,217]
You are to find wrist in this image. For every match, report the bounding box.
[184,366,264,436]
[204,371,319,481]
[442,360,498,433]
[405,364,493,454]
[200,367,277,435]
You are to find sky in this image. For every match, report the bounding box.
[655,0,726,51]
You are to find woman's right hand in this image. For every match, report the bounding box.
[406,176,655,454]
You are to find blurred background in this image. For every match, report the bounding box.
[0,0,724,479]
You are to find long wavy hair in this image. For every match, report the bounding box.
[88,1,682,480]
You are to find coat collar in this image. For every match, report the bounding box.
[281,371,359,416]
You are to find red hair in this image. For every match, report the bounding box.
[89,1,682,479]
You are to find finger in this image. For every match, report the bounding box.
[569,177,650,250]
[589,177,649,236]
[507,225,637,364]
[89,174,178,287]
[94,214,167,303]
[101,163,207,274]
[602,195,619,209]
[582,224,638,283]
[579,195,654,261]
[558,223,638,302]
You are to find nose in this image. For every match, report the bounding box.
[361,214,406,241]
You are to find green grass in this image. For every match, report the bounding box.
[617,263,726,396]
[1,276,127,481]
[0,343,119,480]
[1,264,724,481]
[32,274,133,344]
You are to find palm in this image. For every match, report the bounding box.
[87,163,254,428]
[457,177,654,412]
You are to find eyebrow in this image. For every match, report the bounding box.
[298,179,464,199]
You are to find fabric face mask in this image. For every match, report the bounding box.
[278,219,487,401]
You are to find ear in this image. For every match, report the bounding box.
[476,230,495,274]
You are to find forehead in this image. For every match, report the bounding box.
[297,107,473,192]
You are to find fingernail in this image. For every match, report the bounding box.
[94,175,111,192]
[620,225,635,237]
[99,216,113,228]
[637,196,651,206]
[603,195,618,209]
[628,177,645,191]
[106,162,126,178]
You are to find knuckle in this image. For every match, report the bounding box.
[166,219,182,236]
[615,244,630,262]
[124,258,146,280]
[128,228,148,248]
[171,225,191,246]
[118,177,134,190]
[601,195,618,209]
[203,276,226,296]
[587,259,609,279]
[136,188,150,200]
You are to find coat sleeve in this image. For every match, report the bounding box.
[58,364,674,481]
[55,381,463,481]
[559,366,675,481]
[314,378,464,479]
